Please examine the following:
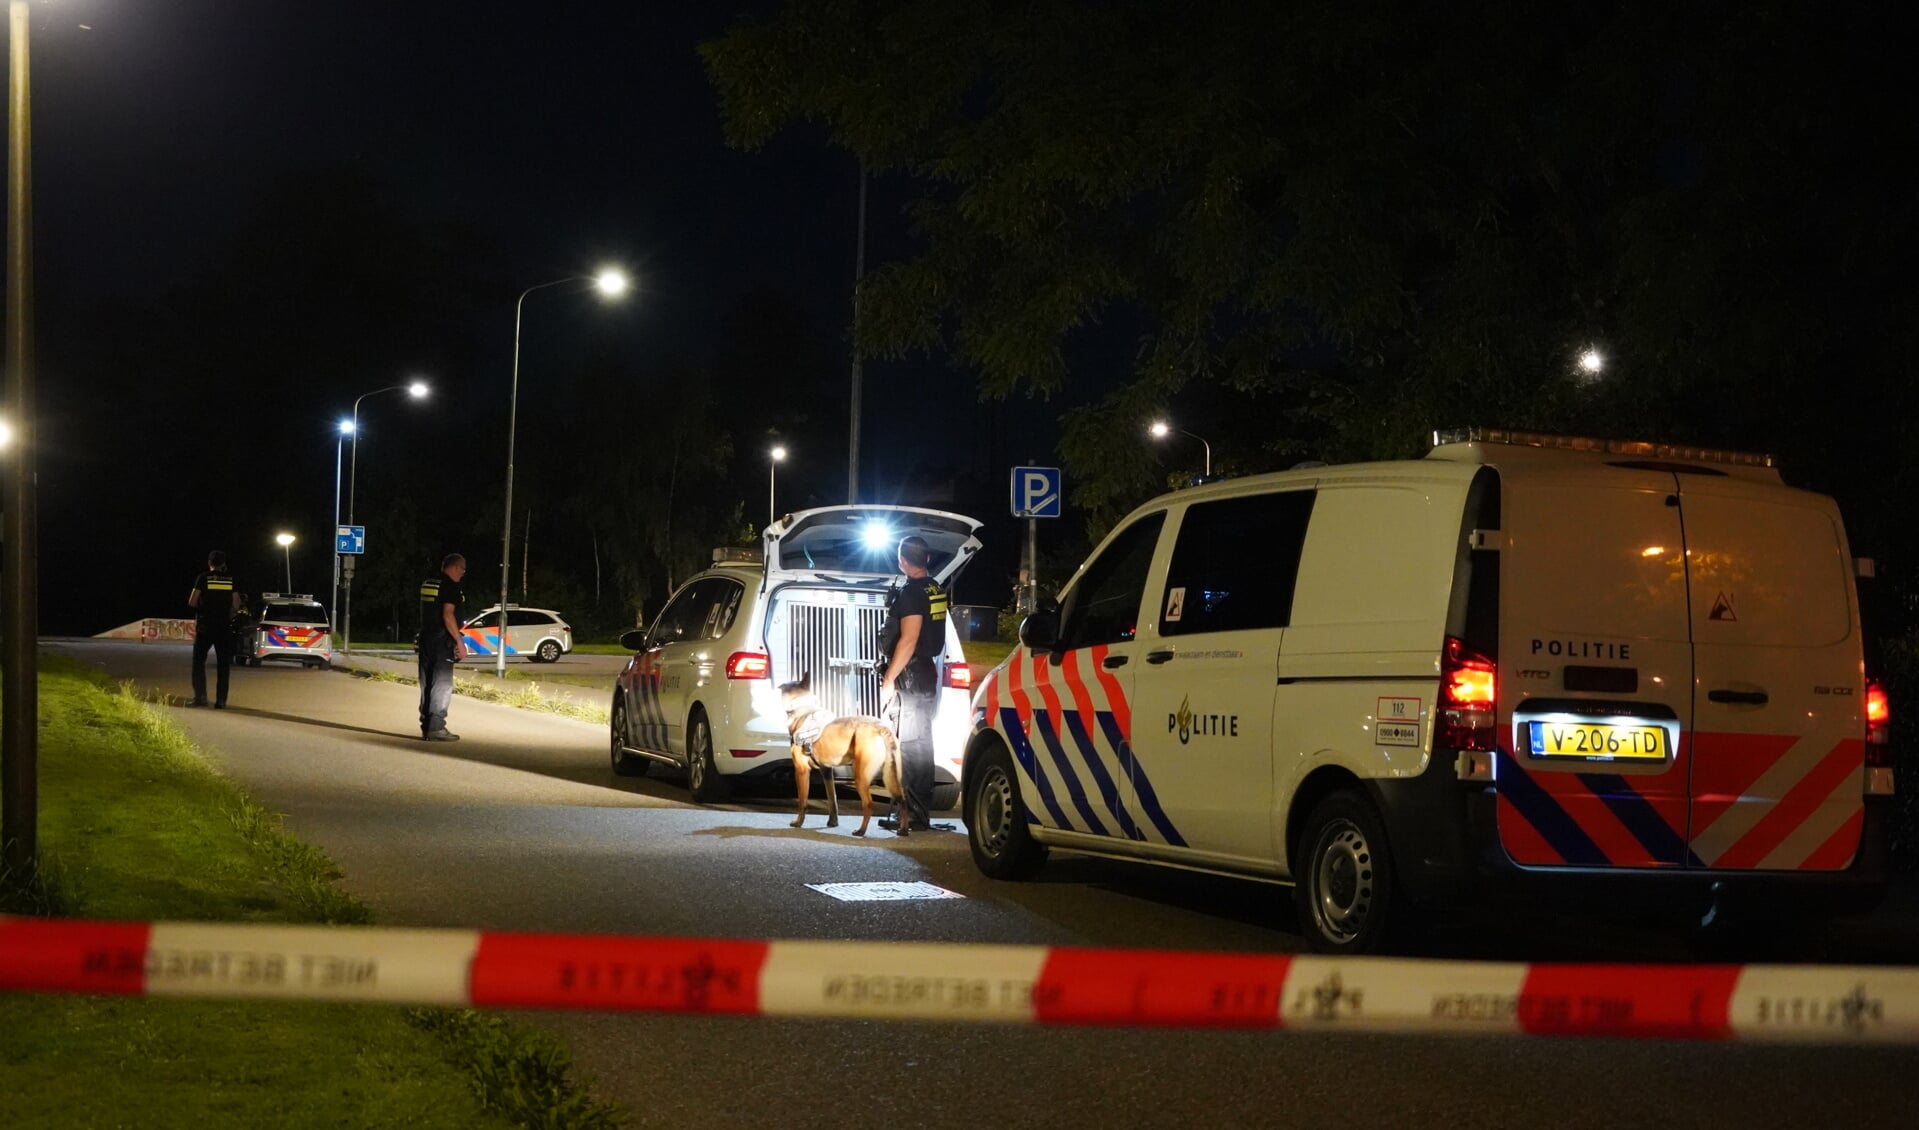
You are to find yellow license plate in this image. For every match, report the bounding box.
[1526,721,1669,761]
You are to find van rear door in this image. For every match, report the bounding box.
[1497,467,1695,868]
[1679,477,1865,871]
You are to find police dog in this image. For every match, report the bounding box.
[780,673,906,837]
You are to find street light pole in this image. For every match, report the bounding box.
[342,381,428,654]
[275,533,295,592]
[3,0,39,878]
[1148,420,1212,479]
[498,270,629,679]
[768,445,787,526]
[332,422,347,625]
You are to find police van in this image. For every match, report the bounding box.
[610,505,983,805]
[964,428,1892,953]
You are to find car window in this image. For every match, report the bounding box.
[648,582,716,646]
[1159,490,1315,636]
[507,609,555,627]
[468,610,501,629]
[263,602,329,625]
[703,581,744,639]
[1055,512,1166,651]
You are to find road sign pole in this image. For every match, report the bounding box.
[2,0,38,879]
[1019,517,1037,616]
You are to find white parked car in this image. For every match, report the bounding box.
[610,505,984,806]
[459,605,574,663]
[235,593,332,669]
[965,428,1891,954]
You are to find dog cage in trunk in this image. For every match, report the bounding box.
[765,587,891,720]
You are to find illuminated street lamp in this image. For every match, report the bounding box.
[498,267,631,678]
[275,533,296,592]
[1148,419,1212,478]
[768,445,787,526]
[0,417,11,449]
[1578,347,1606,376]
[342,379,430,655]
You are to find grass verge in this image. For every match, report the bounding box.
[0,656,621,1128]
[348,666,610,725]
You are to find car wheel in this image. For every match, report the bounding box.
[609,698,649,778]
[964,742,1046,879]
[537,640,561,663]
[685,710,729,803]
[929,782,961,813]
[1295,790,1402,955]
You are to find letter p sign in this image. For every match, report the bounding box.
[1011,466,1063,519]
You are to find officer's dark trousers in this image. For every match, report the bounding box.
[897,687,939,824]
[418,645,455,734]
[191,629,231,705]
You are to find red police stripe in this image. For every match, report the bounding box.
[1003,647,1036,729]
[1034,947,1290,1028]
[1688,731,1801,838]
[0,917,151,996]
[1714,739,1863,870]
[1517,964,1739,1039]
[1560,776,1664,867]
[1495,792,1568,865]
[982,664,1001,720]
[1089,644,1132,740]
[1798,806,1865,871]
[1029,650,1072,737]
[469,932,768,1014]
[1057,648,1102,747]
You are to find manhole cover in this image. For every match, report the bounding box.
[805,881,966,902]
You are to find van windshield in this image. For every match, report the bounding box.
[776,509,976,577]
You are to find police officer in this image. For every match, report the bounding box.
[186,550,241,708]
[418,553,468,741]
[879,535,948,831]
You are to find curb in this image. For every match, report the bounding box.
[4,916,1916,1041]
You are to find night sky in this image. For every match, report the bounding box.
[8,2,1057,634]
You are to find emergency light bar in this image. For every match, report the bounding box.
[259,593,317,601]
[712,547,763,564]
[1432,427,1775,468]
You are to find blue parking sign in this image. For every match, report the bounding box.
[336,525,367,555]
[1011,467,1062,519]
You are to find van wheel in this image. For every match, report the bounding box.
[964,743,1046,879]
[929,782,961,813]
[1295,791,1400,955]
[686,711,729,803]
[537,640,561,663]
[609,699,648,778]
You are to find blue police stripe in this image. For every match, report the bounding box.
[1096,712,1186,848]
[1030,711,1109,836]
[1581,773,1705,868]
[1052,709,1140,841]
[1492,752,1609,866]
[997,706,1075,831]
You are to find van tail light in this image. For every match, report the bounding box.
[1864,680,1894,797]
[944,663,972,691]
[1440,636,1497,753]
[725,651,770,680]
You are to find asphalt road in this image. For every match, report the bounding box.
[51,639,1919,1129]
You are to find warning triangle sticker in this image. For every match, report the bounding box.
[1709,591,1738,622]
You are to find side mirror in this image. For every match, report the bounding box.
[1018,610,1060,653]
[618,628,648,651]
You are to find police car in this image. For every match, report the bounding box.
[457,605,575,663]
[234,593,333,669]
[609,505,983,806]
[964,429,1892,954]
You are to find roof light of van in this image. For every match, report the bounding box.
[1431,427,1774,468]
[1440,636,1497,754]
[944,663,972,691]
[725,651,770,680]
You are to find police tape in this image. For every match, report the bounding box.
[3,915,1916,1041]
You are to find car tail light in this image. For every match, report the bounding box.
[725,651,770,680]
[1439,636,1497,753]
[944,663,972,690]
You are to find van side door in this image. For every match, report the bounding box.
[634,580,722,754]
[1681,477,1865,871]
[1004,512,1166,841]
[1128,490,1314,868]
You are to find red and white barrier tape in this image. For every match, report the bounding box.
[3,916,1915,1041]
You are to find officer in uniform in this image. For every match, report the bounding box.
[186,550,241,708]
[417,553,468,741]
[878,535,949,830]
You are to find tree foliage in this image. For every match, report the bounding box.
[704,1,1919,556]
